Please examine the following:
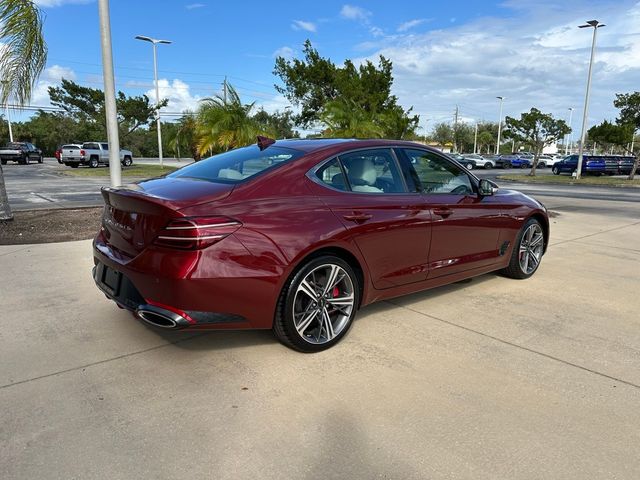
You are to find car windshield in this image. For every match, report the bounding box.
[168,144,304,184]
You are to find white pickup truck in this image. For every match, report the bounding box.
[61,142,133,168]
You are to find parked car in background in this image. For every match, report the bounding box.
[62,142,133,168]
[448,153,476,170]
[93,138,549,352]
[463,153,494,169]
[496,154,531,169]
[552,154,636,176]
[55,147,63,164]
[483,155,501,169]
[536,155,555,168]
[0,142,43,165]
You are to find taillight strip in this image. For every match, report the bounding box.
[165,221,240,230]
[156,234,226,241]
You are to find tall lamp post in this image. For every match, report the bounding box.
[576,20,605,179]
[135,35,172,168]
[495,96,505,154]
[565,107,574,155]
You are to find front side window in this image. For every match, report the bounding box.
[169,144,304,184]
[402,149,474,195]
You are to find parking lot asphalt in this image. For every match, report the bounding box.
[1,192,639,479]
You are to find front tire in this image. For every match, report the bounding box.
[501,218,545,279]
[273,255,359,352]
[484,162,493,169]
[465,163,473,170]
[552,166,560,175]
[121,156,132,167]
[37,155,43,164]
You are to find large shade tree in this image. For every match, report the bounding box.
[613,91,640,179]
[0,0,48,221]
[504,108,570,176]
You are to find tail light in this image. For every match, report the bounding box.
[154,216,241,250]
[80,149,86,156]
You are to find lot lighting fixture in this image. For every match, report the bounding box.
[496,96,505,155]
[135,35,172,168]
[565,107,574,155]
[575,20,605,179]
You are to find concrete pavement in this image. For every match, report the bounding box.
[1,197,639,479]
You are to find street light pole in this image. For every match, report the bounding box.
[496,96,505,155]
[135,35,172,168]
[98,0,121,187]
[565,107,574,155]
[576,20,605,180]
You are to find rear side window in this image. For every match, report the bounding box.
[338,149,405,193]
[168,145,304,184]
[101,143,109,150]
[316,158,348,191]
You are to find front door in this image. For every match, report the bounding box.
[398,148,504,279]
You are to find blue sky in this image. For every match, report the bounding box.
[24,0,640,135]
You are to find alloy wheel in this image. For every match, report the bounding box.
[518,223,544,275]
[292,263,355,345]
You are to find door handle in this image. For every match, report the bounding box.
[433,208,453,218]
[343,212,372,224]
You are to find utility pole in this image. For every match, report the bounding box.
[473,123,478,154]
[576,20,605,179]
[98,0,121,187]
[453,105,459,153]
[223,76,228,104]
[565,107,574,155]
[1,81,14,142]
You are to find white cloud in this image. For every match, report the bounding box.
[145,79,202,115]
[273,46,295,59]
[340,4,371,21]
[34,0,92,7]
[357,0,640,130]
[291,20,317,33]
[31,65,77,105]
[185,3,205,9]
[397,19,428,32]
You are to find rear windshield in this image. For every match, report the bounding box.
[63,145,80,150]
[6,142,24,149]
[168,145,304,184]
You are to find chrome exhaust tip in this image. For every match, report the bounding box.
[135,304,189,329]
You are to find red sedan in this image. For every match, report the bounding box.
[93,138,548,352]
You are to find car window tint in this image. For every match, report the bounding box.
[168,145,304,184]
[402,149,474,195]
[337,149,405,194]
[316,158,348,191]
[101,143,109,150]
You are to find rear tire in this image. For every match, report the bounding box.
[501,218,545,280]
[89,157,99,168]
[37,156,43,164]
[465,163,473,170]
[484,162,493,169]
[273,255,359,353]
[552,166,560,175]
[503,162,512,169]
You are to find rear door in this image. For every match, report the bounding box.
[310,148,432,289]
[398,148,504,278]
[101,143,110,163]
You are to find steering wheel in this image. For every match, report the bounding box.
[451,184,471,195]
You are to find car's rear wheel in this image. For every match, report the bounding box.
[89,156,99,168]
[484,162,493,169]
[538,162,546,168]
[37,155,43,164]
[501,218,544,279]
[274,255,359,352]
[503,162,512,169]
[552,166,560,175]
[465,163,473,170]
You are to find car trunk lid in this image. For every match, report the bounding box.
[100,177,235,257]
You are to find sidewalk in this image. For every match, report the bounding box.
[1,204,639,479]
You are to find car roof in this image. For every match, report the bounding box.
[267,138,441,154]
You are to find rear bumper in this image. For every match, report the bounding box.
[92,229,282,330]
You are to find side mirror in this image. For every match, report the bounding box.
[479,178,497,196]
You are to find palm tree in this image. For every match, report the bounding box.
[196,84,270,156]
[168,111,200,160]
[0,0,48,221]
[320,99,384,139]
